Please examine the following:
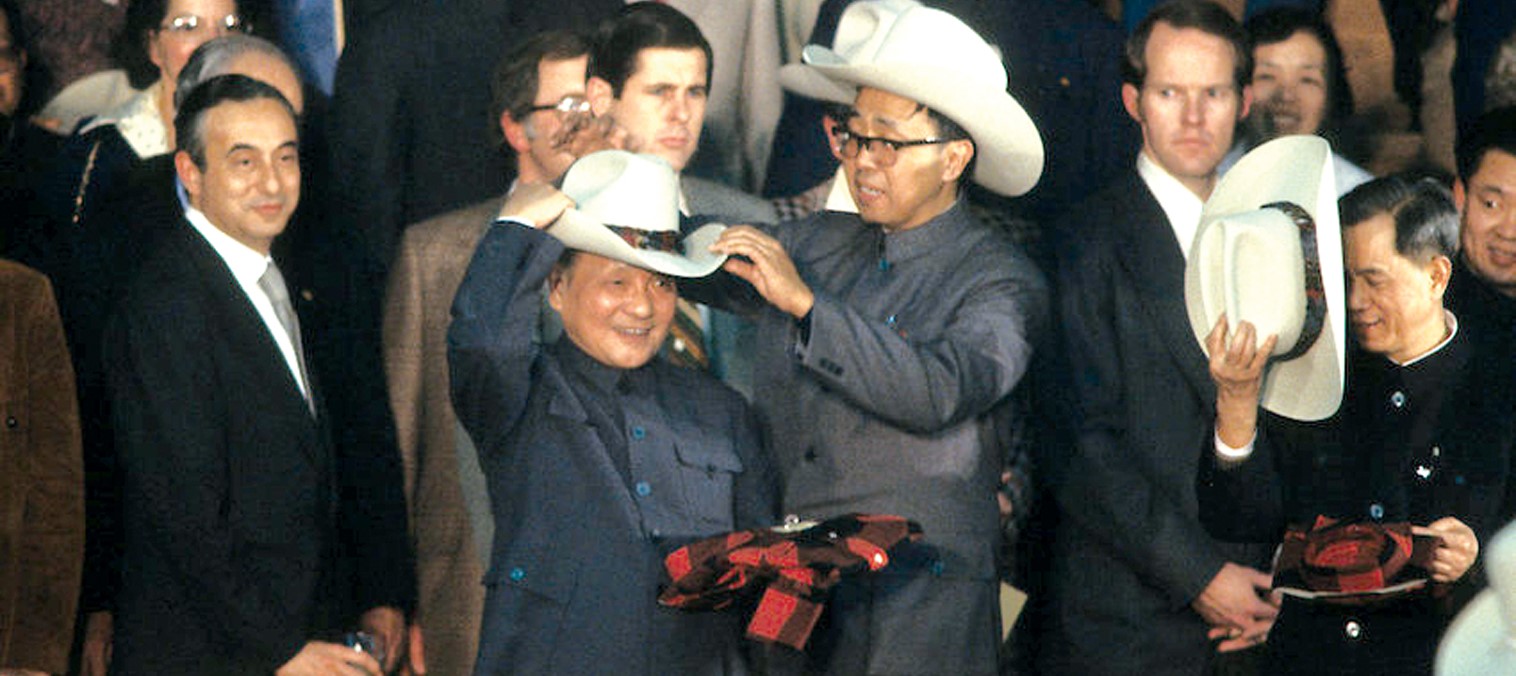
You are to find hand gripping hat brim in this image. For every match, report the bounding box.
[546,150,728,278]
[778,1,1044,197]
[1184,136,1345,421]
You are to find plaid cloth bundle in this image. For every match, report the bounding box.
[1274,515,1439,604]
[659,513,922,649]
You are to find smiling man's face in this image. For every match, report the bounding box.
[179,96,300,254]
[549,252,676,369]
[1457,149,1516,297]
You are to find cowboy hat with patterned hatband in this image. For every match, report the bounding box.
[777,0,1043,197]
[1184,135,1346,422]
[547,150,728,278]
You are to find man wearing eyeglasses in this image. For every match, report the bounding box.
[687,2,1048,673]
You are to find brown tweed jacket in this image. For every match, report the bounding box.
[383,198,499,675]
[0,259,83,673]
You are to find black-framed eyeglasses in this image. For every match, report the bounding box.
[527,95,592,117]
[835,128,951,166]
[159,14,249,35]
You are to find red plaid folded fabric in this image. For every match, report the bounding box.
[659,513,922,649]
[1274,515,1439,603]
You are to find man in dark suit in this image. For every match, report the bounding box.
[60,35,415,675]
[105,74,394,675]
[1448,106,1516,340]
[1033,2,1280,674]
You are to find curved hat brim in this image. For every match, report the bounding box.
[1184,136,1345,422]
[1436,590,1516,675]
[799,47,1045,197]
[548,209,729,279]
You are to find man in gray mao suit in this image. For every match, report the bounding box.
[697,3,1047,673]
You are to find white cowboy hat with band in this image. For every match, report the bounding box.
[547,150,728,278]
[1184,135,1345,422]
[777,0,1043,197]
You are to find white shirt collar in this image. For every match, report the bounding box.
[1137,152,1206,260]
[183,205,272,286]
[1393,310,1460,367]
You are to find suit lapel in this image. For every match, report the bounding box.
[174,222,326,456]
[1112,175,1216,403]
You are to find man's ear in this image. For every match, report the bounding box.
[501,111,530,154]
[1238,83,1254,121]
[547,262,572,312]
[1453,177,1468,212]
[940,139,974,184]
[1121,82,1142,124]
[174,150,202,205]
[1429,254,1454,299]
[586,77,614,116]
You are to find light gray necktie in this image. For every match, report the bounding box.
[258,261,314,415]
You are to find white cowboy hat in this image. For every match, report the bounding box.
[1437,519,1516,675]
[777,0,1043,197]
[1184,135,1345,421]
[547,150,728,278]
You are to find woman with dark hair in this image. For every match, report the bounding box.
[29,0,243,255]
[1218,7,1375,196]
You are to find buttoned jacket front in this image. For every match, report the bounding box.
[449,223,777,675]
[695,202,1046,674]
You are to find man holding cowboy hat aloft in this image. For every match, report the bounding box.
[448,150,777,675]
[1195,141,1507,674]
[695,2,1048,673]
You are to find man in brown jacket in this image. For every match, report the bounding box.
[0,257,83,675]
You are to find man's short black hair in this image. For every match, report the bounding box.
[588,3,712,98]
[490,29,591,146]
[175,73,297,168]
[1244,7,1353,137]
[1124,0,1251,92]
[1341,173,1460,263]
[1455,105,1516,184]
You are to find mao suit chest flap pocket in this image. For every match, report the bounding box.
[672,429,744,533]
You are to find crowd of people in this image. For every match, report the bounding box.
[3,0,1516,675]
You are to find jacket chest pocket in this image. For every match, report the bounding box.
[670,432,744,534]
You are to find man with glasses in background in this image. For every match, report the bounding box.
[691,2,1048,672]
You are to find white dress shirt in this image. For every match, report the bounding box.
[183,207,311,400]
[1136,151,1205,260]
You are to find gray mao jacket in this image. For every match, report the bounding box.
[694,201,1047,674]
